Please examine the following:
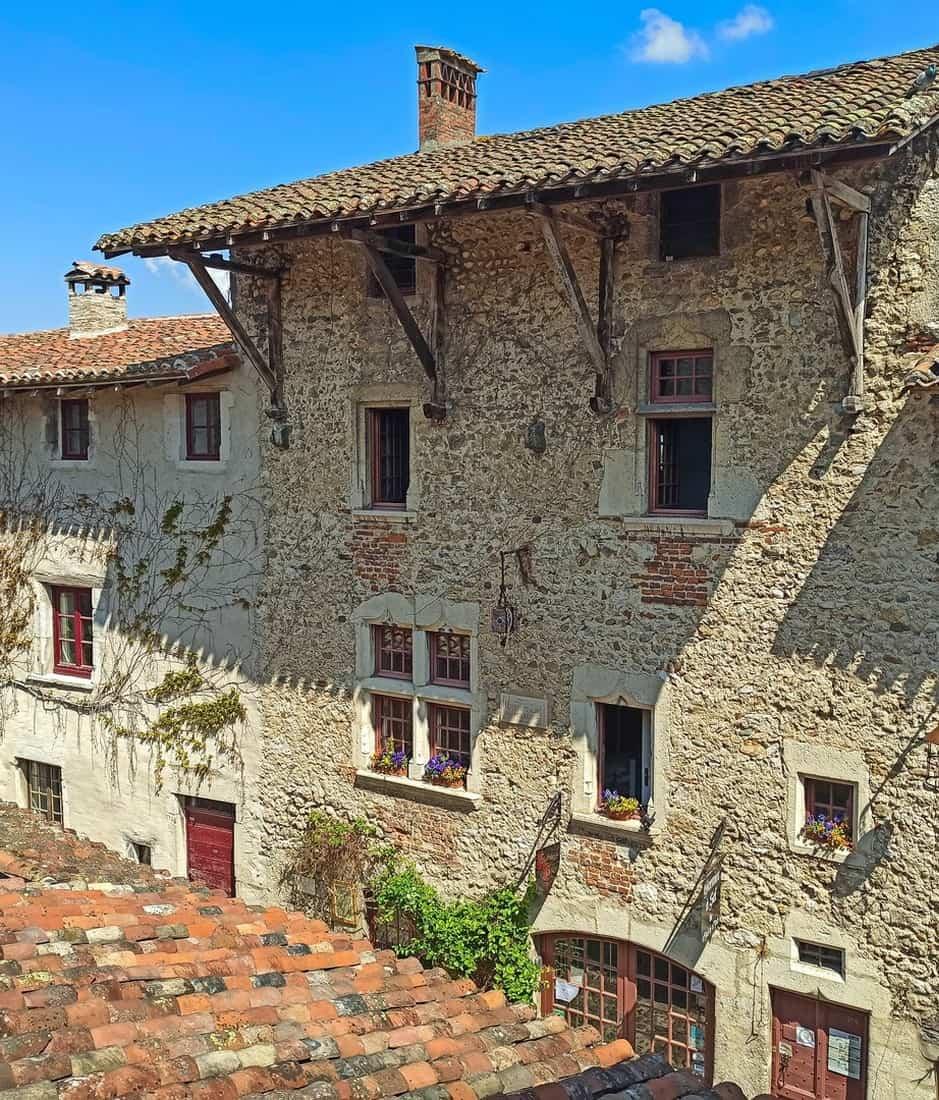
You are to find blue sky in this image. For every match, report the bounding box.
[0,1,935,333]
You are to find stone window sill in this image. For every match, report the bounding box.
[619,516,735,536]
[24,673,95,693]
[354,769,481,811]
[569,812,653,842]
[636,402,717,417]
[174,459,230,474]
[788,839,854,865]
[351,509,417,523]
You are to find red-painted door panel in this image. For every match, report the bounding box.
[185,798,235,897]
[771,990,867,1100]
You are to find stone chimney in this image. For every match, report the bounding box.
[65,261,130,338]
[415,46,484,152]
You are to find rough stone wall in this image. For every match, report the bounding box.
[246,133,939,1097]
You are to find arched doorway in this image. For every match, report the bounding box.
[537,934,714,1082]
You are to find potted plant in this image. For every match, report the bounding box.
[600,790,641,821]
[370,749,408,777]
[423,754,468,788]
[802,813,852,850]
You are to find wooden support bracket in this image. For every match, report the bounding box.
[176,252,281,403]
[338,227,446,263]
[526,199,603,238]
[189,252,284,278]
[537,209,613,412]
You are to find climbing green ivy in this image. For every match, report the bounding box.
[371,864,541,1003]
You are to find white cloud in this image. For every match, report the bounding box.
[630,9,708,63]
[717,4,773,41]
[143,255,230,302]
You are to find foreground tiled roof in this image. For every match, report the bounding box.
[96,43,939,255]
[0,315,235,388]
[0,804,753,1099]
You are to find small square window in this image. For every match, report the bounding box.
[60,399,90,460]
[649,417,712,515]
[132,842,152,866]
[430,632,471,687]
[366,225,417,298]
[23,760,63,824]
[429,704,471,776]
[50,585,93,678]
[373,625,413,679]
[661,185,721,260]
[367,408,410,508]
[185,393,221,460]
[372,694,413,759]
[795,939,845,978]
[804,778,855,840]
[651,351,713,404]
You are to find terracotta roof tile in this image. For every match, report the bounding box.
[0,315,234,387]
[65,261,129,285]
[97,44,939,255]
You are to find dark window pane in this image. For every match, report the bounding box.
[599,703,646,803]
[185,394,221,460]
[369,408,410,506]
[661,185,720,260]
[60,400,90,459]
[367,225,417,297]
[652,417,712,513]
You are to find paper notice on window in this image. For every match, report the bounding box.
[554,978,581,1003]
[690,976,704,993]
[827,1029,862,1079]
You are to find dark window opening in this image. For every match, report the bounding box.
[373,624,413,678]
[185,393,222,460]
[366,225,417,297]
[373,694,413,759]
[50,585,93,677]
[795,940,845,978]
[23,760,63,824]
[132,842,152,866]
[661,185,721,260]
[598,703,650,806]
[429,703,471,775]
[368,407,410,507]
[60,399,90,460]
[651,351,713,403]
[430,632,471,687]
[804,778,855,839]
[650,417,712,514]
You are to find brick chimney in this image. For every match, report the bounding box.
[415,46,484,152]
[65,261,129,338]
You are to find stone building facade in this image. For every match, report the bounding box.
[96,43,939,1100]
[0,264,269,901]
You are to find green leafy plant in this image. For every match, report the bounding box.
[371,864,541,1003]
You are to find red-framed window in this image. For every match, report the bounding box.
[60,399,90,460]
[23,760,63,824]
[373,625,413,679]
[430,632,471,687]
[372,694,413,758]
[368,408,410,507]
[429,704,471,774]
[50,586,93,678]
[538,935,714,1081]
[651,351,713,403]
[804,778,855,839]
[185,393,222,460]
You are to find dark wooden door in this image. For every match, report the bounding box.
[185,798,235,896]
[771,989,868,1100]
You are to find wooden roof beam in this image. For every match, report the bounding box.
[337,227,446,263]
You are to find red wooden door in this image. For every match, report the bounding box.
[771,990,868,1100]
[185,798,235,896]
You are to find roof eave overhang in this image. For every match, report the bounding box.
[99,138,898,260]
[0,350,238,395]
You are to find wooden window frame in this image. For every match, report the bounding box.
[372,693,414,759]
[795,939,845,978]
[366,225,417,298]
[184,393,222,461]
[59,399,90,460]
[50,585,93,679]
[660,184,721,261]
[596,702,652,810]
[429,632,471,688]
[804,777,855,839]
[538,934,714,1082]
[372,624,413,679]
[650,350,713,404]
[367,407,410,509]
[23,760,63,824]
[428,703,471,775]
[132,842,153,866]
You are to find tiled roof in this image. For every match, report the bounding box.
[0,315,235,388]
[65,262,129,285]
[0,803,754,1099]
[96,43,939,255]
[415,46,485,74]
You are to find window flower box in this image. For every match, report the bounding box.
[370,749,409,777]
[600,790,641,821]
[802,813,852,850]
[423,754,467,789]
